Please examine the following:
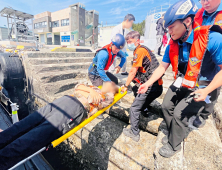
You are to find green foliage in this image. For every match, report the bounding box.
[132,20,145,36]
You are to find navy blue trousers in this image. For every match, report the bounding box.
[0,96,87,170]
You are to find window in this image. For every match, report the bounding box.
[34,21,48,29]
[42,21,47,28]
[52,21,59,27]
[34,23,39,29]
[39,22,42,28]
[61,19,69,26]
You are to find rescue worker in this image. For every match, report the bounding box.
[138,0,222,157]
[121,31,163,142]
[88,33,126,86]
[109,14,136,75]
[197,0,222,26]
[194,0,222,121]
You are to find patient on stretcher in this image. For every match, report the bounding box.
[0,82,118,170]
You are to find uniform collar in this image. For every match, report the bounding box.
[133,44,141,54]
[178,30,194,45]
[202,3,221,17]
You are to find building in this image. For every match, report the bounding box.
[98,24,117,47]
[0,27,8,40]
[33,3,99,46]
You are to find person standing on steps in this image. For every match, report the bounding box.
[138,0,222,158]
[154,13,167,56]
[121,31,163,142]
[109,14,136,76]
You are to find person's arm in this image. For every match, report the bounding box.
[122,48,150,92]
[118,51,126,68]
[114,51,126,74]
[192,66,222,102]
[75,84,101,104]
[126,67,139,86]
[192,32,222,101]
[138,62,170,93]
[88,93,114,117]
[97,50,111,82]
[138,45,171,94]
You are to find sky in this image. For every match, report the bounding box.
[0,0,221,28]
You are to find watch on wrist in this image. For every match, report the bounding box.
[124,84,128,88]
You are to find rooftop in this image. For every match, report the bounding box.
[0,7,34,21]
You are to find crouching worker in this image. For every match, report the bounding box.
[0,82,118,170]
[88,33,126,86]
[138,0,222,158]
[121,31,163,142]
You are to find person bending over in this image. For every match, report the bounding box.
[88,34,126,86]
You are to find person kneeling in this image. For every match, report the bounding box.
[0,82,118,170]
[88,34,126,86]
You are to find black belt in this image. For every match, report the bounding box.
[198,80,211,86]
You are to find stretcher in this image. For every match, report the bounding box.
[9,88,127,170]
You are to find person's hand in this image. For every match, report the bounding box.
[121,85,128,92]
[190,89,209,102]
[89,89,101,104]
[138,83,151,94]
[115,66,121,74]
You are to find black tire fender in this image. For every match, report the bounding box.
[0,53,25,90]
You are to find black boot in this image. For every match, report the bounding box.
[193,116,206,128]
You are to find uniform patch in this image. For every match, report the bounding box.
[133,54,138,60]
[176,0,192,15]
[189,57,201,66]
[187,71,198,77]
[215,20,222,26]
[182,78,195,87]
[188,71,194,77]
[193,4,198,12]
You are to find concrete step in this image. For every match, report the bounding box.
[38,70,89,83]
[26,52,95,58]
[29,57,93,65]
[33,62,92,73]
[43,78,89,97]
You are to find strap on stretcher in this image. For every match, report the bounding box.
[51,88,127,147]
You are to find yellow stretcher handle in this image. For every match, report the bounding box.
[51,88,127,147]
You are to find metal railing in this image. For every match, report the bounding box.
[147,3,172,17]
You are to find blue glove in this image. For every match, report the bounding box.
[125,52,129,57]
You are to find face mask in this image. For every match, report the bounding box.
[128,43,136,51]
